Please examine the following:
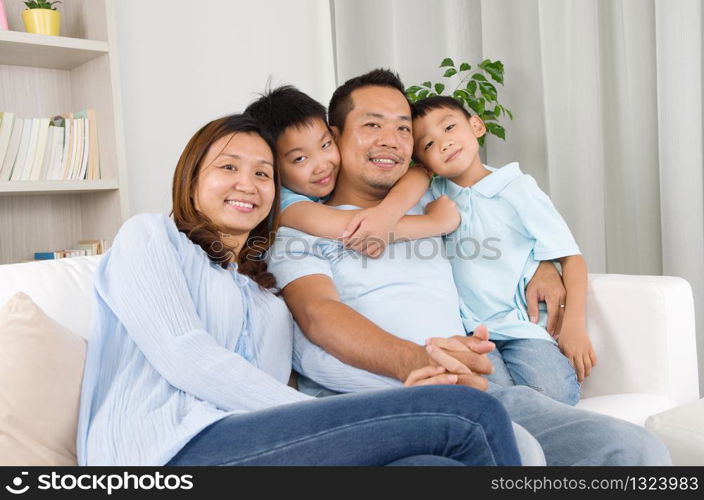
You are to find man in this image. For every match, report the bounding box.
[268,69,670,465]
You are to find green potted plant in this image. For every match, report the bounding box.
[22,0,61,36]
[406,58,513,146]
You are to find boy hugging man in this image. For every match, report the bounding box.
[411,96,596,404]
[244,85,459,257]
[246,84,594,404]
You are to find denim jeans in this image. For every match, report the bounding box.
[487,384,672,466]
[297,375,670,466]
[487,339,580,406]
[166,386,521,466]
[297,374,546,465]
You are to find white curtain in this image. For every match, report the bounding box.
[332,0,704,394]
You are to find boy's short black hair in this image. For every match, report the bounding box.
[244,85,327,142]
[411,95,472,120]
[328,68,408,133]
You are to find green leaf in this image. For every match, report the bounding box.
[494,105,502,116]
[434,83,445,94]
[417,89,430,99]
[443,68,458,78]
[440,58,455,68]
[482,113,498,121]
[467,96,485,115]
[452,89,468,101]
[467,80,477,95]
[478,136,486,147]
[506,108,514,120]
[459,62,471,72]
[478,59,493,70]
[484,63,504,84]
[479,81,498,102]
[405,85,422,94]
[478,60,504,81]
[471,73,487,82]
[422,81,432,88]
[428,92,437,97]
[485,122,506,140]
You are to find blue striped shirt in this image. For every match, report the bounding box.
[76,214,311,465]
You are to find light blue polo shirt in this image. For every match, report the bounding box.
[269,191,465,345]
[268,191,467,392]
[431,162,580,343]
[280,186,328,212]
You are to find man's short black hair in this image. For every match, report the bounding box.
[411,95,472,120]
[245,85,327,142]
[328,69,408,133]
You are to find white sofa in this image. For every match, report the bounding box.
[0,256,700,438]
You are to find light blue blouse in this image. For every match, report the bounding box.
[76,214,311,466]
[431,162,580,343]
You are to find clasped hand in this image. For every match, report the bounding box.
[404,325,495,391]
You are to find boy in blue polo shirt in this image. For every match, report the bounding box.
[411,96,596,405]
[245,86,460,257]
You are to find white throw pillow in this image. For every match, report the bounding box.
[0,292,86,465]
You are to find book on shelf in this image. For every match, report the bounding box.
[0,112,14,168]
[19,118,40,180]
[33,239,108,261]
[0,117,22,181]
[9,119,32,181]
[69,118,86,179]
[0,109,102,183]
[58,117,73,181]
[28,118,50,180]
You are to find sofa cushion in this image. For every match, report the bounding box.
[0,255,101,340]
[645,398,704,465]
[0,292,86,465]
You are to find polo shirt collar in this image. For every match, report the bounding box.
[473,162,522,197]
[443,162,522,198]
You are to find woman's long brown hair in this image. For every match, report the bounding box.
[171,114,280,289]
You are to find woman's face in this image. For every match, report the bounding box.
[194,132,275,243]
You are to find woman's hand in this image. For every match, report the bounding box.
[557,322,597,383]
[404,365,458,386]
[341,205,400,257]
[421,326,495,391]
[526,261,566,336]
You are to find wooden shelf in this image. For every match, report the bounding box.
[0,180,119,195]
[0,30,109,70]
[0,1,128,265]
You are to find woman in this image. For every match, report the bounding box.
[76,113,520,466]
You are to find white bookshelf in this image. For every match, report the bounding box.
[0,0,128,264]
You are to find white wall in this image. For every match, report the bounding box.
[113,0,337,216]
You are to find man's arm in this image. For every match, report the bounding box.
[282,274,492,387]
[282,274,427,381]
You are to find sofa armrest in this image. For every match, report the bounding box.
[581,274,699,404]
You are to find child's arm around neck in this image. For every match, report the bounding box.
[279,166,459,256]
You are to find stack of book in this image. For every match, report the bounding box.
[34,239,107,261]
[0,110,101,182]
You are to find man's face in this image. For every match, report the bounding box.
[333,85,413,193]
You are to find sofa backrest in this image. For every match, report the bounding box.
[0,256,101,340]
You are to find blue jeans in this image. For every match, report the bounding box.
[166,386,521,466]
[297,376,671,466]
[297,374,546,465]
[487,339,581,406]
[487,384,671,466]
